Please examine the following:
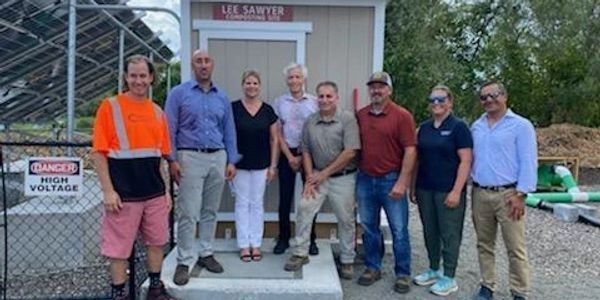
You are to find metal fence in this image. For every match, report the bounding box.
[0,139,168,300]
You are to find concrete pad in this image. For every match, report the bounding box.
[141,239,343,300]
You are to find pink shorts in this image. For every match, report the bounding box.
[100,195,169,259]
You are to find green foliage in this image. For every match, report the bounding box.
[75,61,181,117]
[153,61,181,108]
[384,0,600,127]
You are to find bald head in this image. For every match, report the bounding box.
[192,49,214,85]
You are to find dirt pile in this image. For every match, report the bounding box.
[537,123,600,168]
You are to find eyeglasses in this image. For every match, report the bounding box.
[426,96,447,104]
[479,91,503,101]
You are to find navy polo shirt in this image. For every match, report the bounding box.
[416,113,473,192]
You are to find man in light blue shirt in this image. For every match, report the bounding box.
[471,80,537,300]
[165,49,240,286]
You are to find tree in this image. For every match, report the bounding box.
[384,0,600,127]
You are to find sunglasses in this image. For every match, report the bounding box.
[479,91,503,101]
[426,96,448,104]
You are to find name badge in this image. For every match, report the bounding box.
[440,130,452,136]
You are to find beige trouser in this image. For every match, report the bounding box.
[291,173,356,264]
[472,187,530,297]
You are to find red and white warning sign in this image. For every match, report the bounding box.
[25,157,83,196]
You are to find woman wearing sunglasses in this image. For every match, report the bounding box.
[411,84,473,296]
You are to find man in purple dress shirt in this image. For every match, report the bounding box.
[165,49,240,286]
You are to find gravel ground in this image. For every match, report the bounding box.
[4,185,600,299]
[342,185,600,300]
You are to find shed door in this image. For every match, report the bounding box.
[209,39,295,104]
[208,38,298,223]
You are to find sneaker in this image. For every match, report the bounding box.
[309,241,319,256]
[339,263,354,280]
[430,276,458,296]
[357,269,381,286]
[513,295,526,300]
[146,281,176,300]
[197,255,224,273]
[475,285,494,300]
[413,268,442,286]
[394,276,411,294]
[284,255,309,271]
[273,239,290,255]
[172,265,189,286]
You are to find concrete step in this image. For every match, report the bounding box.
[141,239,343,300]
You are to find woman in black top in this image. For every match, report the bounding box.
[231,70,279,262]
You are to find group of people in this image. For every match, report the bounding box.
[92,50,537,300]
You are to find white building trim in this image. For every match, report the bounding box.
[192,20,312,78]
[181,0,386,80]
[181,0,192,81]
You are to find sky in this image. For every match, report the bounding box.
[128,0,181,58]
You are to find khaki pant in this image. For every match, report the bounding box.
[291,173,356,263]
[472,187,530,297]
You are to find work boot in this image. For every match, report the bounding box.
[475,285,494,300]
[394,275,411,293]
[339,263,354,280]
[284,255,309,271]
[357,269,381,286]
[172,265,189,286]
[197,255,224,273]
[146,281,176,300]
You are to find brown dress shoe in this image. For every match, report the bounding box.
[197,255,224,273]
[173,265,189,286]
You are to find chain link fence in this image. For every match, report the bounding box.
[0,131,169,299]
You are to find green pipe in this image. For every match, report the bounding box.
[553,165,580,192]
[525,196,542,207]
[527,192,600,203]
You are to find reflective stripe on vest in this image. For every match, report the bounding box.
[107,96,163,159]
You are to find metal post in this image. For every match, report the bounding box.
[0,145,7,300]
[167,64,172,95]
[66,0,76,154]
[149,52,153,100]
[118,29,125,93]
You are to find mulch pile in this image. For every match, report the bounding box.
[537,123,600,168]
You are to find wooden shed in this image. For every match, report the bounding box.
[179,0,387,237]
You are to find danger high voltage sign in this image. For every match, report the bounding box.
[25,157,83,196]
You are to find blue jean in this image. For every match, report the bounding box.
[357,171,411,277]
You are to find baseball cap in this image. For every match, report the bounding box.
[367,71,392,87]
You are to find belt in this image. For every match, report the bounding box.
[473,181,516,192]
[178,147,222,153]
[330,168,357,178]
[289,147,301,156]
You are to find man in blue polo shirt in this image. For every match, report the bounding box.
[471,80,537,300]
